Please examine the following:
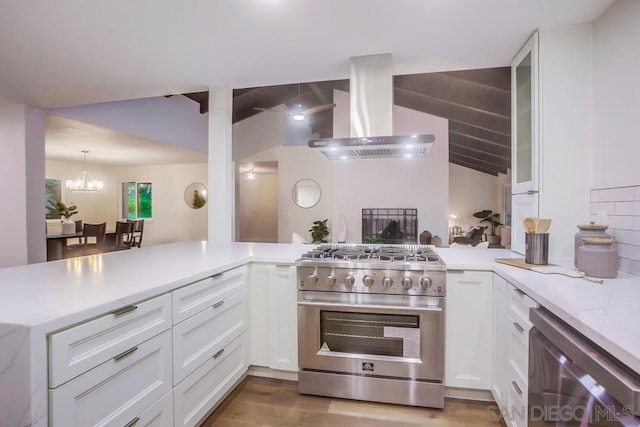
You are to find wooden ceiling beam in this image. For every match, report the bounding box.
[450,152,508,175]
[440,67,511,91]
[394,88,510,135]
[449,133,511,159]
[449,144,510,168]
[450,158,499,176]
[449,121,510,144]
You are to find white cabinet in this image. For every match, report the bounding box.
[491,273,539,427]
[248,263,298,372]
[48,293,172,388]
[173,334,246,427]
[445,270,493,390]
[267,264,298,371]
[491,274,508,408]
[50,330,173,426]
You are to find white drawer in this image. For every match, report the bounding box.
[507,361,528,427]
[48,293,172,388]
[50,330,172,427]
[172,265,247,324]
[507,313,529,380]
[128,390,174,427]
[508,286,539,329]
[173,289,245,384]
[174,333,246,427]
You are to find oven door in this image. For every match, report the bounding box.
[298,291,444,381]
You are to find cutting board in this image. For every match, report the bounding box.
[495,258,604,283]
[495,258,556,270]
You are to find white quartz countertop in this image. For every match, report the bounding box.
[1,242,639,375]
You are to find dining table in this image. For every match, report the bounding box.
[46,229,116,261]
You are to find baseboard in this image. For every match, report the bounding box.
[247,365,298,381]
[445,386,495,402]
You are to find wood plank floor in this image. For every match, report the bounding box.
[201,376,501,426]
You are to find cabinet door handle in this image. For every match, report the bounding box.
[513,288,525,295]
[111,305,138,317]
[114,346,138,362]
[124,417,140,427]
[513,322,525,333]
[526,190,538,195]
[213,300,225,309]
[213,348,225,359]
[212,272,224,279]
[512,380,523,395]
[447,269,465,274]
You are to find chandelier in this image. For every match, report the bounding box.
[65,150,104,192]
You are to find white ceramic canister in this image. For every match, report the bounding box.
[574,223,610,267]
[576,237,618,278]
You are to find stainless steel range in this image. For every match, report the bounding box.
[296,244,446,408]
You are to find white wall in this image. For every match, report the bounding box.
[45,160,208,246]
[331,90,450,243]
[449,164,499,230]
[592,0,640,189]
[0,104,29,267]
[245,146,333,243]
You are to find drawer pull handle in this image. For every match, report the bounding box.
[114,346,138,361]
[212,273,224,279]
[213,300,225,309]
[213,348,225,359]
[111,305,138,317]
[513,322,525,333]
[124,417,140,427]
[512,380,523,395]
[513,288,525,295]
[447,269,465,274]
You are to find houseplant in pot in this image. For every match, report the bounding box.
[309,219,329,243]
[55,202,79,235]
[473,209,502,246]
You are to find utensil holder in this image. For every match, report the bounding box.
[525,233,549,265]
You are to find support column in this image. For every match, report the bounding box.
[208,86,234,243]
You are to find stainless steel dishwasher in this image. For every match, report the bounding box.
[529,308,640,426]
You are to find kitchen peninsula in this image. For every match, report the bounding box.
[1,242,639,426]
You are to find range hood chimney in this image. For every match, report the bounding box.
[309,53,435,159]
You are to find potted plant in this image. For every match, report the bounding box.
[309,219,329,243]
[55,202,79,235]
[473,209,502,246]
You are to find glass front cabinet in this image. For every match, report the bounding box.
[511,32,540,254]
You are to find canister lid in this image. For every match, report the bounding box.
[581,237,615,245]
[577,221,608,231]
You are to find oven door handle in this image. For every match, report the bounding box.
[297,300,442,313]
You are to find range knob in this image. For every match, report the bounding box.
[307,273,319,286]
[362,275,374,287]
[344,275,355,288]
[401,276,413,290]
[420,276,432,289]
[382,277,393,288]
[326,274,337,286]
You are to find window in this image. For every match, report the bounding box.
[45,178,62,219]
[122,182,152,219]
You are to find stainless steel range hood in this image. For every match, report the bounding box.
[309,54,435,159]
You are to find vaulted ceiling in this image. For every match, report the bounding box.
[183,67,510,176]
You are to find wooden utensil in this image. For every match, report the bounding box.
[523,217,536,233]
[535,218,552,234]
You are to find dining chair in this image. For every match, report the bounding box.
[66,222,107,257]
[113,221,134,251]
[127,219,145,248]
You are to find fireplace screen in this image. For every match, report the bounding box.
[362,208,418,244]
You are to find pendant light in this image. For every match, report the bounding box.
[292,84,305,121]
[66,150,104,192]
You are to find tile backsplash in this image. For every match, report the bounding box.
[590,184,640,276]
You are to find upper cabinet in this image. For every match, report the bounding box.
[511,32,539,195]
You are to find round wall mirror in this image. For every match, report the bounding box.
[184,182,208,209]
[292,179,321,208]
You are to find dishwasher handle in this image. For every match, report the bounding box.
[530,308,640,415]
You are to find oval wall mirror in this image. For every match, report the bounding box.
[292,179,321,209]
[184,182,208,209]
